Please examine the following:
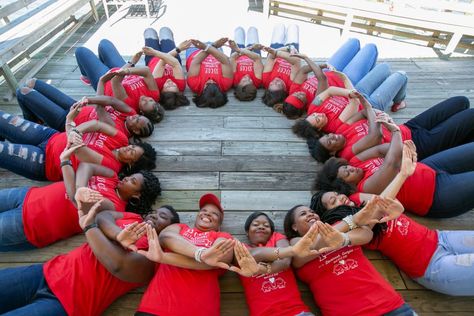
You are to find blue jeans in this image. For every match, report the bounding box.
[328,38,378,85]
[356,63,407,111]
[0,186,36,251]
[16,79,76,131]
[384,303,417,316]
[144,27,181,65]
[0,264,66,315]
[422,142,474,217]
[76,39,125,91]
[406,96,474,160]
[415,230,474,296]
[0,111,57,181]
[270,23,299,51]
[234,26,261,55]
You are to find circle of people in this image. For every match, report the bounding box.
[0,23,473,315]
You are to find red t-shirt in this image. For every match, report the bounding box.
[44,131,127,181]
[296,246,404,316]
[336,120,413,161]
[381,124,412,143]
[23,173,126,248]
[22,182,78,247]
[87,174,127,212]
[262,58,292,92]
[351,157,436,216]
[137,223,233,316]
[289,76,318,111]
[74,105,97,125]
[307,95,353,133]
[148,57,186,92]
[233,55,262,88]
[104,68,160,112]
[365,214,438,278]
[186,50,233,94]
[240,232,310,316]
[44,213,148,316]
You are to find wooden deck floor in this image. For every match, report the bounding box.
[1,10,474,316]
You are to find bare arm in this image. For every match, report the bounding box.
[79,204,155,283]
[358,124,403,194]
[350,93,383,155]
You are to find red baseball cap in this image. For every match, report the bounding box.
[199,193,224,214]
[284,94,305,109]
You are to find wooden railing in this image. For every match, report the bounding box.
[266,0,474,56]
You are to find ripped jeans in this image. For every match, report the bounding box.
[0,111,58,181]
[415,230,474,295]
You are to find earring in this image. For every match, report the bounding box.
[129,197,139,207]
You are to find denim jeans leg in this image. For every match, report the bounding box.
[15,89,68,131]
[367,71,408,111]
[0,264,66,316]
[405,96,470,130]
[342,43,378,85]
[0,111,58,145]
[328,38,360,72]
[98,39,126,68]
[0,207,36,251]
[0,264,44,313]
[415,230,474,295]
[270,23,286,49]
[383,303,417,316]
[246,26,260,55]
[0,186,29,212]
[75,47,110,90]
[144,27,160,66]
[15,88,39,123]
[410,108,474,160]
[423,143,474,217]
[31,79,76,112]
[159,27,181,64]
[234,26,246,49]
[285,24,299,51]
[356,63,391,109]
[0,187,35,251]
[0,141,47,180]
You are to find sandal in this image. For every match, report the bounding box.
[391,100,407,112]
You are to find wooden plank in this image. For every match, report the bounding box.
[221,191,312,211]
[222,141,309,156]
[220,172,316,190]
[223,116,294,129]
[154,156,318,172]
[150,127,301,141]
[153,141,222,156]
[155,172,219,190]
[155,115,224,129]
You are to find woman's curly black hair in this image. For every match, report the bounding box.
[283,204,305,240]
[234,83,257,101]
[160,92,190,110]
[193,83,228,108]
[278,101,305,119]
[292,118,323,140]
[262,89,288,107]
[244,211,275,234]
[123,170,161,215]
[310,190,387,246]
[307,136,331,163]
[120,141,157,176]
[143,102,165,124]
[312,157,355,195]
[159,204,180,224]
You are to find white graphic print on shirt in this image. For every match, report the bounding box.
[258,273,287,293]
